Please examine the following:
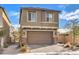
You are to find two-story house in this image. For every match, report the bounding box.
[0,7,11,47]
[20,7,60,45]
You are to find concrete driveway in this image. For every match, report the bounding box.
[28,44,66,53]
[26,44,79,55]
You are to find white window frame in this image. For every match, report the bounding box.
[46,13,53,22]
[44,12,54,23]
[27,11,37,22]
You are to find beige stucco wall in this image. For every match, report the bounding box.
[20,9,59,28]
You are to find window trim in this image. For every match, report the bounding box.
[45,12,54,22]
[27,11,37,22]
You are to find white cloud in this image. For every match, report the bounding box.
[8,11,19,19]
[75,9,79,14]
[59,10,67,20]
[10,24,20,31]
[12,24,20,28]
[9,11,19,16]
[60,9,79,20]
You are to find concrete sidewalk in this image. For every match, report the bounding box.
[2,44,19,54]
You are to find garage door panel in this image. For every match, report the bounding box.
[27,31,53,45]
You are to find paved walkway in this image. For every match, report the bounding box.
[2,44,19,54]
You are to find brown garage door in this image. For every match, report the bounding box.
[27,31,53,45]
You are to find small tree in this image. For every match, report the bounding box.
[19,29,25,47]
[72,26,79,48]
[65,19,79,49]
[12,31,20,43]
[13,29,25,48]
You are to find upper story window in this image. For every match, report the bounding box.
[46,13,52,22]
[28,11,36,22]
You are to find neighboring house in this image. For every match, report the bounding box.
[0,7,11,47]
[20,7,60,45]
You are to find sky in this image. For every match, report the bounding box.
[0,4,79,29]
